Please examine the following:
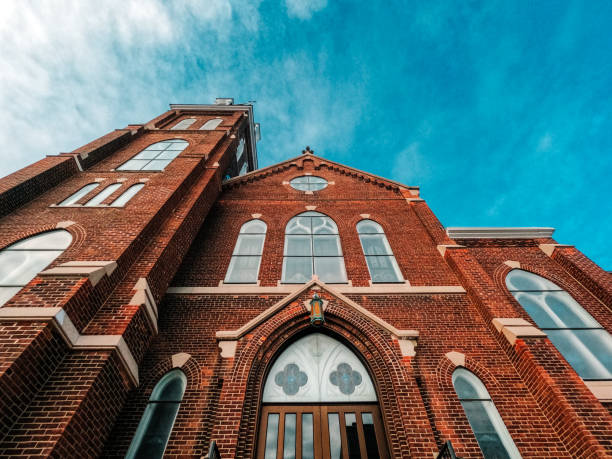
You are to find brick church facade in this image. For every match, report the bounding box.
[0,101,610,458]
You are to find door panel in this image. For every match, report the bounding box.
[258,405,388,459]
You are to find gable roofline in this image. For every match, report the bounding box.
[222,152,419,192]
[215,278,419,341]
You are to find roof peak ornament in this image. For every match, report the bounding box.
[302,146,314,155]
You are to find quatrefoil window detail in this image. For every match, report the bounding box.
[275,363,308,395]
[329,362,362,395]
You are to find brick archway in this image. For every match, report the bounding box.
[215,290,437,458]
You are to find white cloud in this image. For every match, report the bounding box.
[285,0,327,19]
[392,142,430,186]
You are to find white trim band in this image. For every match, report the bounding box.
[446,227,555,239]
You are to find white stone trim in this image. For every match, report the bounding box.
[167,284,465,295]
[0,307,138,386]
[446,227,555,239]
[214,278,420,341]
[437,244,465,256]
[171,352,191,368]
[128,278,158,334]
[219,341,238,358]
[445,351,465,367]
[492,317,547,345]
[56,221,76,228]
[584,380,612,402]
[504,260,521,269]
[251,213,262,218]
[397,338,417,357]
[539,243,574,257]
[39,260,117,287]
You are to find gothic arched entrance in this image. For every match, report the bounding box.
[256,333,389,459]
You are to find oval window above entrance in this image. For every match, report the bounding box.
[262,333,377,403]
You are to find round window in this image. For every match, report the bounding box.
[290,176,328,191]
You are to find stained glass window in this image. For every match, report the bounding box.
[262,333,376,403]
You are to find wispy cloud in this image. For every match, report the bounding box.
[285,0,328,20]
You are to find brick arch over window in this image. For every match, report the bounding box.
[0,222,86,256]
[436,352,501,393]
[143,353,202,391]
[225,293,436,458]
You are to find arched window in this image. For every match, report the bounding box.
[200,118,223,130]
[0,230,72,306]
[260,333,388,458]
[453,368,521,458]
[170,118,196,130]
[84,183,122,206]
[224,219,267,283]
[282,211,347,284]
[126,369,187,459]
[506,269,612,379]
[117,139,188,171]
[58,183,99,206]
[357,220,403,283]
[110,183,145,207]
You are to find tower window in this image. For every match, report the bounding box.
[170,118,196,130]
[506,269,612,380]
[357,220,403,283]
[126,369,187,459]
[58,183,100,206]
[453,368,521,458]
[117,140,188,171]
[84,183,122,206]
[290,176,328,192]
[110,183,145,207]
[0,230,72,307]
[224,219,267,283]
[282,211,347,283]
[200,118,223,130]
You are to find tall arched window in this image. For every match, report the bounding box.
[170,118,196,130]
[356,220,403,283]
[225,219,267,283]
[282,211,347,284]
[0,230,72,306]
[117,139,188,171]
[84,183,122,206]
[58,183,99,206]
[110,183,145,207]
[259,333,388,458]
[506,269,612,379]
[126,369,187,459]
[453,368,521,458]
[200,118,223,130]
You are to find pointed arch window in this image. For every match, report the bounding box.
[200,118,223,130]
[282,211,347,284]
[453,368,521,458]
[126,369,187,459]
[357,220,403,283]
[225,219,267,283]
[117,139,188,171]
[58,182,99,206]
[110,183,145,207]
[506,269,612,379]
[0,230,72,306]
[170,118,196,130]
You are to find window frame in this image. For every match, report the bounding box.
[356,220,404,284]
[170,118,196,130]
[289,176,328,192]
[281,211,347,284]
[224,219,267,284]
[110,183,145,207]
[200,118,223,130]
[116,139,189,172]
[58,182,100,206]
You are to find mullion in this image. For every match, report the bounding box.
[141,143,172,170]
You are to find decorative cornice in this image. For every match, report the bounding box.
[0,307,138,386]
[446,227,555,239]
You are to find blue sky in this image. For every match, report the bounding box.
[1,1,611,269]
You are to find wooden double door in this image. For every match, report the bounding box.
[257,404,389,459]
